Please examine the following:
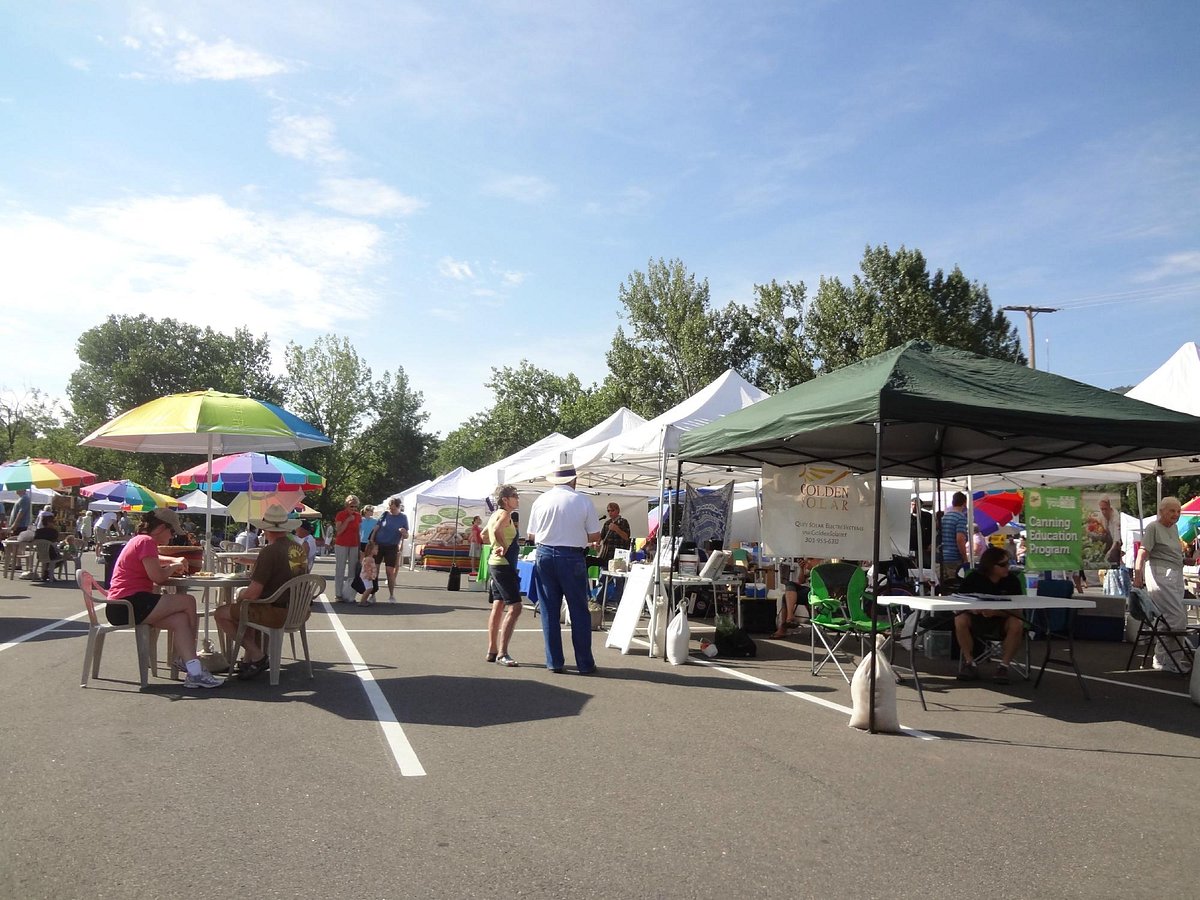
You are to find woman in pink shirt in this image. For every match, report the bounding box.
[106,508,220,689]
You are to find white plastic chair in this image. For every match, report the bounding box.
[231,574,325,685]
[78,570,164,688]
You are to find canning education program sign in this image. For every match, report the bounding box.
[1024,487,1083,571]
[761,463,875,559]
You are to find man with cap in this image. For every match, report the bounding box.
[525,453,602,674]
[214,503,309,681]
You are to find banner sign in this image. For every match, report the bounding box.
[1081,491,1123,569]
[683,482,734,549]
[1024,488,1082,571]
[761,463,874,559]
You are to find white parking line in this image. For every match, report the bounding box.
[319,597,426,777]
[0,610,90,653]
[628,637,940,740]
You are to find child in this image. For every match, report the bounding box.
[357,541,380,606]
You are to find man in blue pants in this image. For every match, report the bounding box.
[526,455,602,674]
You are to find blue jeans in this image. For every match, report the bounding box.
[534,546,595,672]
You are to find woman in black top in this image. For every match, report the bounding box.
[954,546,1024,684]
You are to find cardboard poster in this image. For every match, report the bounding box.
[1024,487,1082,571]
[761,463,874,559]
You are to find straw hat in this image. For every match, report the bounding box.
[547,451,577,485]
[251,503,302,533]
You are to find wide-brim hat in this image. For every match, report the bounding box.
[151,507,184,536]
[547,451,577,484]
[251,503,303,533]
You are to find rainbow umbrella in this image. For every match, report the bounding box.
[970,490,1024,536]
[80,479,184,512]
[171,452,324,493]
[79,391,331,569]
[0,457,97,490]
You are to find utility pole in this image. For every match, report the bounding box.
[1000,305,1058,369]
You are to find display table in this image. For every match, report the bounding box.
[878,593,1096,709]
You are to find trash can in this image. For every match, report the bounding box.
[100,540,129,589]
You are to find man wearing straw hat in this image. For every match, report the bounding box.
[525,453,602,674]
[214,503,308,681]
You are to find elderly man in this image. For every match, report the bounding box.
[526,455,602,675]
[214,504,308,681]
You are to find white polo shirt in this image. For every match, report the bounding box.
[526,485,597,548]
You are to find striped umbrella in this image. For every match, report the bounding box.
[79,390,331,570]
[0,457,97,490]
[171,452,324,493]
[80,479,185,512]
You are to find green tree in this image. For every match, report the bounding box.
[68,314,281,430]
[434,361,616,472]
[58,316,282,487]
[805,244,1025,373]
[0,388,62,461]
[741,280,815,393]
[283,335,435,517]
[604,258,750,416]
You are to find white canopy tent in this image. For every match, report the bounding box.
[174,489,230,516]
[509,370,770,490]
[1101,341,1200,478]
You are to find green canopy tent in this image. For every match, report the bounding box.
[678,341,1200,731]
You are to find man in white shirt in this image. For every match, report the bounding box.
[236,525,259,550]
[525,455,601,674]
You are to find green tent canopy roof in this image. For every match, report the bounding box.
[678,341,1200,478]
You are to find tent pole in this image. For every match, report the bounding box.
[868,420,885,735]
[965,475,976,568]
[914,478,926,596]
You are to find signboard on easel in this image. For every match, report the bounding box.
[604,565,655,654]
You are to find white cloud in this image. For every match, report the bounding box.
[0,194,388,389]
[315,177,426,218]
[121,17,292,82]
[269,114,346,163]
[66,57,91,72]
[1137,250,1200,282]
[172,35,292,81]
[483,174,555,204]
[438,256,475,280]
[497,269,526,287]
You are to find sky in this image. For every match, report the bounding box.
[2,1,1197,439]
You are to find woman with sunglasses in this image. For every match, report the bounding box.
[953,545,1024,684]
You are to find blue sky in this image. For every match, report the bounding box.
[2,1,1197,437]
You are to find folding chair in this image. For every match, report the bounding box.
[1126,586,1195,674]
[809,562,889,682]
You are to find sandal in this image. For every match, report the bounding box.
[485,652,497,663]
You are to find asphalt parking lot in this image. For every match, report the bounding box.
[2,553,1197,899]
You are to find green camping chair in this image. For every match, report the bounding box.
[809,562,889,682]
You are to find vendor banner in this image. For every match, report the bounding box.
[1024,487,1083,571]
[761,463,874,559]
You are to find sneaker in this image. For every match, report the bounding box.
[496,654,519,667]
[956,663,980,681]
[993,665,1010,685]
[388,593,397,603]
[183,671,223,689]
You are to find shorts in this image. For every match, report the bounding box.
[105,592,160,626]
[377,543,399,567]
[225,600,311,629]
[488,564,521,605]
[962,610,1018,641]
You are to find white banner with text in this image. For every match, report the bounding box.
[761,463,875,559]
